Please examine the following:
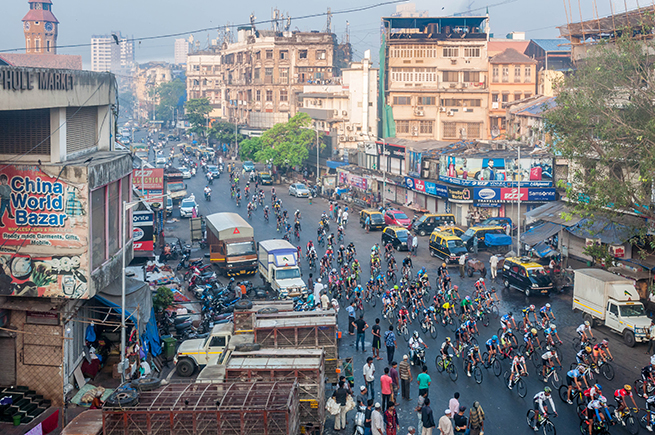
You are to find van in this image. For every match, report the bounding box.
[429,231,468,263]
[501,257,553,296]
[360,209,385,231]
[460,226,506,251]
[411,213,456,236]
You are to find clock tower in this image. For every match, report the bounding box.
[22,0,59,54]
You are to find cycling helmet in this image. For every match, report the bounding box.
[401,305,406,310]
[446,337,451,342]
[465,296,471,301]
[599,395,607,404]
[394,285,399,290]
[545,303,551,308]
[508,311,513,316]
[529,304,535,311]
[332,268,337,273]
[506,329,513,334]
[601,339,609,346]
[594,384,602,391]
[453,285,459,290]
[544,387,552,394]
[585,346,592,353]
[442,263,446,268]
[413,331,419,338]
[479,278,485,283]
[624,385,632,392]
[492,335,498,341]
[531,328,538,335]
[423,309,428,315]
[550,324,556,330]
[423,274,428,279]
[386,290,390,295]
[584,320,590,326]
[474,344,479,349]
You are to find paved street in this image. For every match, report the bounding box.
[149,137,652,435]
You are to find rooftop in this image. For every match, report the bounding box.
[558,6,655,40]
[490,48,537,64]
[0,53,82,70]
[22,9,58,23]
[488,40,530,56]
[530,39,570,52]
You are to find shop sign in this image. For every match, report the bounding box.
[364,142,378,156]
[1,68,75,92]
[381,143,406,160]
[527,188,556,201]
[133,212,154,252]
[473,187,557,204]
[404,177,448,198]
[448,186,472,202]
[339,172,368,190]
[26,311,59,325]
[133,168,164,203]
[500,187,529,201]
[439,155,553,187]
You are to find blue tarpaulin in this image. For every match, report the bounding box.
[327,160,347,169]
[532,241,557,258]
[566,217,641,245]
[485,233,512,246]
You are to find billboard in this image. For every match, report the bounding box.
[473,187,557,204]
[439,155,553,187]
[339,172,368,190]
[0,164,89,298]
[133,168,164,203]
[133,211,154,252]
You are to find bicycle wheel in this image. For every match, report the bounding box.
[401,326,410,342]
[558,385,571,403]
[420,321,428,334]
[474,365,483,384]
[493,359,502,377]
[482,352,490,368]
[436,355,444,372]
[531,351,541,368]
[371,295,377,308]
[430,324,438,340]
[490,305,500,319]
[526,409,537,428]
[579,420,589,435]
[551,369,562,389]
[572,336,581,350]
[503,371,510,389]
[543,419,556,435]
[517,377,527,398]
[469,337,478,346]
[481,313,490,327]
[626,415,639,435]
[497,328,504,338]
[600,363,614,381]
[450,317,459,332]
[447,361,458,382]
[638,410,650,429]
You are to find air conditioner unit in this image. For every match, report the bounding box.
[422,169,430,178]
[447,111,454,116]
[412,132,419,136]
[492,102,499,109]
[342,110,348,116]
[338,135,345,142]
[422,160,430,170]
[349,136,355,141]
[449,83,457,88]
[463,107,469,112]
[439,107,447,112]
[415,110,425,116]
[346,125,353,131]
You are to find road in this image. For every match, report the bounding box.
[145,136,652,435]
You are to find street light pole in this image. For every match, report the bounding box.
[121,199,139,382]
[517,146,522,256]
[315,126,320,186]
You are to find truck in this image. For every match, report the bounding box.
[258,239,307,298]
[572,268,651,347]
[164,167,187,201]
[206,212,257,277]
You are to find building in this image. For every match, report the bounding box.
[488,48,537,139]
[487,39,529,57]
[380,15,490,142]
[91,31,135,74]
[186,24,351,129]
[134,62,175,120]
[298,51,378,156]
[505,95,556,143]
[0,66,147,409]
[174,38,190,65]
[22,0,58,54]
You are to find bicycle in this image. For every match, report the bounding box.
[503,371,528,398]
[537,364,563,389]
[558,385,585,407]
[398,320,410,342]
[596,359,615,381]
[436,354,458,382]
[635,377,655,399]
[526,410,556,435]
[572,335,596,351]
[420,315,438,339]
[481,351,502,377]
[639,407,655,433]
[464,357,484,384]
[614,406,639,435]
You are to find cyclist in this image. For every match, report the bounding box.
[398,306,410,330]
[592,339,613,364]
[583,396,611,435]
[613,384,638,423]
[409,331,428,366]
[524,328,541,355]
[402,254,413,273]
[438,262,448,278]
[454,324,469,352]
[566,365,589,404]
[531,387,557,431]
[463,317,479,336]
[543,323,562,346]
[645,394,655,431]
[540,303,555,322]
[576,346,593,366]
[460,295,472,317]
[440,337,455,359]
[485,335,500,364]
[540,348,562,381]
[474,277,486,293]
[500,328,516,354]
[522,304,539,327]
[466,344,483,378]
[508,354,527,389]
[576,321,594,343]
[500,312,517,332]
[584,383,603,402]
[641,356,655,398]
[441,300,455,325]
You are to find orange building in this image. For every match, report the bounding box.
[22,0,58,54]
[488,48,537,139]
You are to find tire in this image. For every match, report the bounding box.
[624,329,636,347]
[130,376,161,392]
[436,355,444,372]
[430,324,438,340]
[626,415,639,435]
[600,363,614,380]
[517,377,527,398]
[466,267,473,277]
[572,336,581,350]
[105,389,139,408]
[551,370,562,389]
[558,385,569,403]
[450,318,459,332]
[401,326,410,342]
[257,307,278,314]
[234,343,261,352]
[503,371,510,389]
[582,313,594,327]
[420,321,428,333]
[639,411,650,429]
[492,359,502,377]
[176,358,196,377]
[482,352,490,368]
[235,299,253,310]
[526,409,536,428]
[371,296,377,308]
[504,279,510,289]
[481,268,486,278]
[473,366,483,384]
[447,361,458,382]
[430,249,436,257]
[543,419,556,435]
[419,230,426,236]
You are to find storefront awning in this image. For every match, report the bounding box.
[566,216,642,245]
[327,160,347,169]
[94,278,162,356]
[521,221,563,246]
[524,201,581,226]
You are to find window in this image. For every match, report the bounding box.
[464,47,481,58]
[467,123,481,138]
[442,122,457,138]
[280,89,288,102]
[265,50,273,59]
[442,47,459,58]
[209,336,226,347]
[254,68,260,80]
[393,96,411,105]
[265,68,273,77]
[255,51,261,60]
[442,71,458,82]
[463,71,480,82]
[256,90,261,101]
[266,90,273,101]
[46,40,50,52]
[502,66,509,83]
[502,93,509,103]
[492,93,499,103]
[524,66,532,82]
[492,66,499,82]
[280,68,289,84]
[440,99,481,107]
[280,50,288,60]
[419,121,433,134]
[514,65,521,83]
[316,50,326,60]
[418,96,436,105]
[35,39,40,51]
[107,181,119,256]
[524,92,532,98]
[609,303,618,316]
[514,93,522,101]
[396,120,410,134]
[299,50,308,59]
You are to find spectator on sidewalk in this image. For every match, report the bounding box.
[320,291,330,310]
[385,325,397,365]
[459,254,466,278]
[390,361,400,403]
[363,357,376,400]
[381,367,393,410]
[385,402,399,435]
[371,403,384,435]
[439,409,454,435]
[468,401,485,435]
[416,389,427,433]
[647,319,655,355]
[454,406,469,435]
[399,355,413,400]
[449,392,460,418]
[417,365,431,397]
[332,380,351,431]
[490,254,499,281]
[313,277,324,303]
[353,314,369,351]
[412,234,418,256]
[347,301,357,335]
[372,318,382,360]
[421,397,436,435]
[357,385,369,407]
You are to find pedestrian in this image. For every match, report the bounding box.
[339,375,352,394]
[385,325,397,366]
[365,399,374,435]
[416,389,427,433]
[407,233,414,255]
[472,236,478,254]
[647,319,655,354]
[390,361,400,403]
[357,385,369,407]
[399,355,413,400]
[417,365,431,397]
[459,254,466,278]
[363,357,376,400]
[489,254,498,281]
[332,380,350,431]
[365,214,371,233]
[449,392,460,417]
[381,367,393,410]
[343,209,349,227]
[468,401,485,435]
[421,397,436,435]
[372,318,383,361]
[412,234,418,257]
[454,406,469,435]
[347,301,357,335]
[439,409,454,435]
[371,403,385,435]
[321,291,330,310]
[308,273,314,294]
[329,202,334,219]
[314,278,324,303]
[338,207,343,225]
[384,402,399,435]
[407,427,417,435]
[354,314,369,351]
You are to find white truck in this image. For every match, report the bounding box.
[258,239,307,298]
[573,268,651,347]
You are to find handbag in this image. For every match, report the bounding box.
[325,397,340,416]
[345,394,356,412]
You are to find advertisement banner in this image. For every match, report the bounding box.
[133,211,154,252]
[381,143,406,160]
[527,188,557,202]
[405,177,448,198]
[339,172,368,190]
[439,155,553,187]
[473,187,557,204]
[500,187,529,201]
[448,186,473,202]
[133,168,164,202]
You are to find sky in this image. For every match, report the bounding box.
[0,0,649,68]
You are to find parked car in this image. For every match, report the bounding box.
[165,197,173,213]
[428,231,468,263]
[411,213,456,236]
[359,209,386,231]
[243,161,255,172]
[289,183,310,198]
[384,210,411,228]
[434,225,465,238]
[501,257,553,296]
[179,195,199,218]
[460,226,506,251]
[381,226,410,251]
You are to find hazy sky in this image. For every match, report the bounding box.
[0,0,648,67]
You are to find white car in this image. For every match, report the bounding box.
[179,195,199,218]
[180,167,192,179]
[289,183,310,198]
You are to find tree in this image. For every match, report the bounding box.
[545,33,655,222]
[153,286,174,313]
[155,79,186,123]
[209,120,247,145]
[252,112,320,169]
[238,136,263,161]
[185,98,212,134]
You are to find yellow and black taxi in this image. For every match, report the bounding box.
[434,225,465,238]
[381,226,410,251]
[501,257,553,296]
[259,171,274,185]
[460,226,506,251]
[410,213,456,236]
[429,231,468,263]
[360,209,386,231]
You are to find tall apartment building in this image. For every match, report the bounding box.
[91,31,134,73]
[174,38,190,65]
[380,16,490,141]
[187,26,350,129]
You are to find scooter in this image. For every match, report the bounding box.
[412,347,426,367]
[353,405,366,435]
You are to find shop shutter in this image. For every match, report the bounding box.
[0,109,51,156]
[66,107,97,154]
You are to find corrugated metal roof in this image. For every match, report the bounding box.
[516,97,557,117]
[227,357,322,370]
[524,201,581,226]
[531,39,570,52]
[256,316,336,328]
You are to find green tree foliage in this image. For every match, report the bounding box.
[545,34,655,221]
[209,120,247,145]
[153,286,174,313]
[155,79,186,123]
[238,137,263,161]
[185,98,212,133]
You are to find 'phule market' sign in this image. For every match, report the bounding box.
[1,69,75,92]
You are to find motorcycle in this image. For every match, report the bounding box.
[412,347,426,367]
[205,191,211,201]
[353,405,366,435]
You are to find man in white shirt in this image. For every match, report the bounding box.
[371,403,384,435]
[459,254,467,278]
[490,254,499,280]
[342,210,349,227]
[321,291,330,310]
[314,278,324,302]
